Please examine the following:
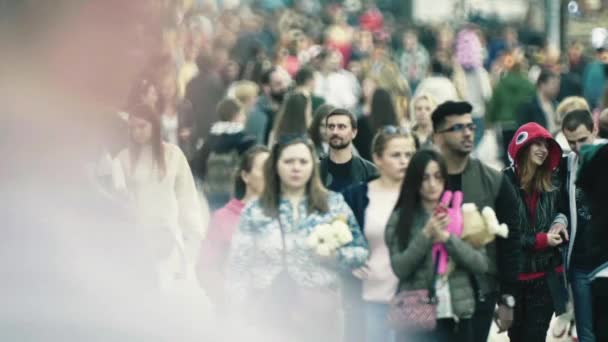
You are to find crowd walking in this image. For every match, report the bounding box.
[5,0,608,341]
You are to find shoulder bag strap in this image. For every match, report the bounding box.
[277,216,289,272]
[428,250,441,301]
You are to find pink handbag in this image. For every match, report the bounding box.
[387,252,440,332]
[387,289,438,331]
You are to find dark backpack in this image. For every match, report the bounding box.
[202,149,241,210]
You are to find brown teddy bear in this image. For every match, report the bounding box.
[461,203,509,248]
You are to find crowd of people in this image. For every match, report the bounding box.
[6,0,608,341]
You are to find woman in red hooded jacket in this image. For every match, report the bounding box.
[503,122,569,341]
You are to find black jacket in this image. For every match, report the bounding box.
[191,123,256,180]
[319,155,378,193]
[516,95,557,133]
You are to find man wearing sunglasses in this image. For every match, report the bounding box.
[432,101,522,342]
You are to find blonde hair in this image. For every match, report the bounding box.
[409,93,438,124]
[232,81,259,106]
[556,96,590,123]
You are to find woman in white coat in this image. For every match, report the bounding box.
[112,103,207,298]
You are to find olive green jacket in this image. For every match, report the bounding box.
[385,209,489,319]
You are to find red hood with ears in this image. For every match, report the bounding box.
[508,122,563,170]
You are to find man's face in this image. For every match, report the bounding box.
[563,124,596,155]
[326,114,356,150]
[434,114,475,157]
[269,71,287,102]
[541,76,561,99]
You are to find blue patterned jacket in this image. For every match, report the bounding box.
[225,191,369,303]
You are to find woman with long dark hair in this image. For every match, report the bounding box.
[308,103,335,159]
[342,127,417,342]
[503,122,568,341]
[112,104,206,295]
[385,150,488,341]
[268,92,312,146]
[225,136,369,341]
[353,88,400,161]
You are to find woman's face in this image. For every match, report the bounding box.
[420,160,445,203]
[414,98,433,126]
[527,140,549,167]
[375,137,416,182]
[243,152,269,197]
[277,143,314,191]
[129,116,153,145]
[319,120,328,143]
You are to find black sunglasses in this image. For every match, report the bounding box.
[437,123,476,134]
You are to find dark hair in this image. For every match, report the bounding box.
[600,109,608,139]
[430,58,447,76]
[536,69,559,87]
[371,127,416,158]
[273,93,311,136]
[295,67,315,86]
[325,107,358,129]
[216,98,243,121]
[431,101,473,132]
[309,103,336,151]
[369,88,399,134]
[128,103,166,179]
[125,76,158,111]
[391,150,447,249]
[259,138,328,218]
[260,66,277,86]
[234,145,270,199]
[562,109,594,132]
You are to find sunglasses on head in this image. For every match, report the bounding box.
[437,123,476,134]
[380,125,409,135]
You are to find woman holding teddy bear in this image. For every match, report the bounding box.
[385,149,489,342]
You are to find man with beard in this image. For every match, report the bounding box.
[244,66,291,144]
[432,101,522,342]
[319,108,377,192]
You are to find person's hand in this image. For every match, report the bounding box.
[423,212,450,239]
[494,304,514,333]
[549,223,569,241]
[352,264,371,280]
[547,232,563,247]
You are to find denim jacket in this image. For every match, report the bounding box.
[225,191,369,304]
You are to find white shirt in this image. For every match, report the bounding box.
[161,114,179,145]
[362,186,400,303]
[112,143,206,291]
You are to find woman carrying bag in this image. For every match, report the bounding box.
[225,135,369,341]
[385,150,489,342]
[342,127,417,341]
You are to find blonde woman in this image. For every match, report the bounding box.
[409,93,438,148]
[228,80,260,114]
